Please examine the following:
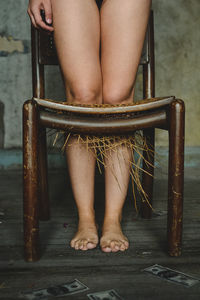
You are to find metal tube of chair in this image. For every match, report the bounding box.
[168,99,185,256]
[23,99,40,261]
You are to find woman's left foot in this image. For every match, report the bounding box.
[100,219,129,252]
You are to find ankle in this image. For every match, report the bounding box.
[78,211,96,223]
[104,211,122,222]
[103,215,122,226]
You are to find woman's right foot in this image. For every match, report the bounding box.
[70,218,98,251]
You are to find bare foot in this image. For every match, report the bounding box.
[70,219,98,251]
[100,219,129,253]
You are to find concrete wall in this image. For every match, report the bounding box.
[153,0,200,146]
[0,0,199,149]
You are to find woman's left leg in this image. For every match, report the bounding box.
[100,0,152,252]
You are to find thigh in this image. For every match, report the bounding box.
[100,0,152,102]
[51,0,102,100]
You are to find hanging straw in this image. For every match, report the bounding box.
[50,129,155,212]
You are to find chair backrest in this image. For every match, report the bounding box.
[31,8,155,100]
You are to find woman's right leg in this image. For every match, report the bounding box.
[51,0,102,250]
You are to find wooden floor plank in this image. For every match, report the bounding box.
[0,169,200,299]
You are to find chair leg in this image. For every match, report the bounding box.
[23,99,40,262]
[38,126,50,221]
[141,128,155,219]
[168,99,185,256]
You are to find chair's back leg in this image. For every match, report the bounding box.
[31,26,50,221]
[141,11,155,218]
[168,99,185,256]
[23,99,40,261]
[31,27,45,99]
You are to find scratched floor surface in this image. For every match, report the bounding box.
[0,168,200,300]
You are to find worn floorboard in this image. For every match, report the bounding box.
[0,169,200,300]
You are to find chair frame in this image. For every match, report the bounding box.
[23,10,185,261]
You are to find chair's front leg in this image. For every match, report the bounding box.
[38,126,50,221]
[168,99,185,256]
[23,99,40,261]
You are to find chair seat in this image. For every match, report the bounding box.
[34,96,174,114]
[34,96,174,134]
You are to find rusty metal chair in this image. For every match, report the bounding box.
[23,9,185,262]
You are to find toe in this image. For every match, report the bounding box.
[82,239,89,251]
[70,239,75,248]
[120,239,129,250]
[124,240,129,249]
[110,241,120,252]
[100,240,112,252]
[79,240,84,250]
[87,242,96,249]
[120,243,126,251]
[74,240,80,250]
[79,240,87,250]
[102,247,112,253]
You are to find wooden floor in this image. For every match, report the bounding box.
[0,168,200,300]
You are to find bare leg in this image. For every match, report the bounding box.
[66,139,98,250]
[51,0,102,250]
[100,0,152,252]
[102,146,132,252]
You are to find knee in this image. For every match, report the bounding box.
[66,83,102,105]
[103,84,134,105]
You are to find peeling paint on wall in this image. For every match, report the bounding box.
[0,34,29,56]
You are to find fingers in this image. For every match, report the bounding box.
[43,0,53,26]
[28,11,39,29]
[32,8,54,31]
[27,1,54,32]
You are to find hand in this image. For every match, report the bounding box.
[27,0,54,32]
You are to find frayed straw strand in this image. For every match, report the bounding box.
[50,130,155,210]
